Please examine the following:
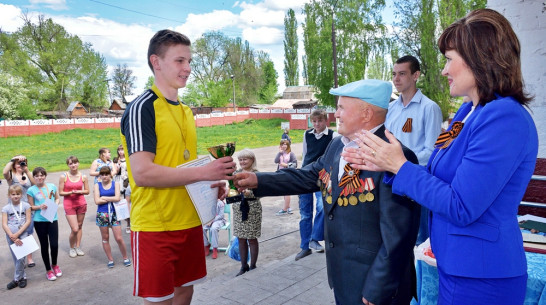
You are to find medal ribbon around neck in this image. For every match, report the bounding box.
[153,85,191,160]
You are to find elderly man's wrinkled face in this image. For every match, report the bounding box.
[334,96,367,139]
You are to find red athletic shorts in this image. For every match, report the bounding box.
[132,226,207,301]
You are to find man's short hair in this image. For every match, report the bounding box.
[310,109,328,121]
[395,55,421,74]
[147,29,191,72]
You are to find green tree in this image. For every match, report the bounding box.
[283,8,299,86]
[303,0,387,107]
[392,0,486,119]
[144,76,154,90]
[0,14,108,112]
[0,72,38,119]
[258,52,278,104]
[111,63,136,99]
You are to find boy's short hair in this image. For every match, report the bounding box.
[66,155,79,164]
[147,29,191,72]
[32,167,47,177]
[310,109,328,121]
[99,166,112,176]
[8,184,23,195]
[395,55,421,74]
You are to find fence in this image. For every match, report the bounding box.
[0,109,336,138]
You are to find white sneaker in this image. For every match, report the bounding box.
[75,247,85,256]
[69,248,77,258]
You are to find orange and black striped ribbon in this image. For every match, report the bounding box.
[402,118,413,133]
[339,164,361,189]
[434,121,464,149]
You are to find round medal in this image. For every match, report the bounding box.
[359,193,367,202]
[337,198,343,206]
[366,192,374,201]
[326,196,332,204]
[349,195,358,206]
[184,149,190,160]
[343,197,348,206]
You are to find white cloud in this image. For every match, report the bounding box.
[174,10,239,41]
[0,4,24,32]
[29,0,67,10]
[243,26,284,45]
[239,2,285,27]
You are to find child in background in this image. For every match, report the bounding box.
[93,166,130,268]
[59,156,89,258]
[274,139,297,215]
[27,167,61,281]
[203,200,226,259]
[115,144,131,234]
[233,149,262,276]
[2,185,31,289]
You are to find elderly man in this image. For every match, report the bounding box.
[235,79,420,305]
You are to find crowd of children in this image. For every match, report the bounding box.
[1,147,132,290]
[2,145,271,287]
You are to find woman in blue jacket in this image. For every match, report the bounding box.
[343,9,538,305]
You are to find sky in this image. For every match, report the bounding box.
[0,0,395,95]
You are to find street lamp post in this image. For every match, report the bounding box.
[230,75,237,112]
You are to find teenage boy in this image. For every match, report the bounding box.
[121,29,236,305]
[386,55,442,245]
[296,109,338,261]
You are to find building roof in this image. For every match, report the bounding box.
[66,101,87,113]
[111,98,127,110]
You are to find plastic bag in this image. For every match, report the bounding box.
[414,238,437,267]
[227,237,250,262]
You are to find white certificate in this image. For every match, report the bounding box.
[178,156,220,224]
[40,199,58,223]
[113,199,130,220]
[10,235,40,260]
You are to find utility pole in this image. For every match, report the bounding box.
[331,0,339,102]
[230,75,237,112]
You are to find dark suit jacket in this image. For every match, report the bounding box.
[254,126,420,305]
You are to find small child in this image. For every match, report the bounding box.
[2,185,31,289]
[274,139,297,215]
[233,149,262,276]
[93,166,130,268]
[203,200,226,259]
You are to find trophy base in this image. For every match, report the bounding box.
[226,193,244,204]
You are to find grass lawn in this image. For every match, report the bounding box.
[1,118,304,172]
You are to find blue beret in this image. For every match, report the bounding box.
[329,79,392,109]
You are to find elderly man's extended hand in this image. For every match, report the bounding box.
[233,171,258,191]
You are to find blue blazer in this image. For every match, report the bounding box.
[254,126,420,305]
[394,95,538,278]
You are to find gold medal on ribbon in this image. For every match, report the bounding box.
[359,193,367,203]
[326,196,332,204]
[184,149,190,160]
[349,195,358,206]
[343,197,348,206]
[337,198,343,206]
[366,192,374,202]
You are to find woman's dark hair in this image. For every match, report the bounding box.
[438,8,532,106]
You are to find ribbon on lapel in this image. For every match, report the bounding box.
[338,164,361,190]
[435,121,464,149]
[402,117,413,133]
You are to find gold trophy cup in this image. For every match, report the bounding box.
[207,142,242,204]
